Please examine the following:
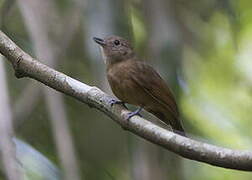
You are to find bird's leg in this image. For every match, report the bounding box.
[126,107,143,120]
[108,99,127,108]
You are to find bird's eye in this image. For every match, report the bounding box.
[114,40,120,46]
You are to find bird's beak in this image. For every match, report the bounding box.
[93,37,106,46]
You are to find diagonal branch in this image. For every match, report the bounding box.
[0,30,252,171]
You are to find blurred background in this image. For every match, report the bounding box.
[0,0,252,179]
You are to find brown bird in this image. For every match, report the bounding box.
[93,35,186,136]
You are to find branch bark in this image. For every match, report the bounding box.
[0,30,252,171]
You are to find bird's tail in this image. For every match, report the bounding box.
[151,111,187,137]
[169,115,187,137]
[172,126,187,137]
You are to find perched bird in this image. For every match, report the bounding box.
[93,35,186,136]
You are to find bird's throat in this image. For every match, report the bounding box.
[100,47,107,64]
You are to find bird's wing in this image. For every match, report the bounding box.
[129,61,179,119]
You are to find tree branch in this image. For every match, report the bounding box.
[0,30,252,171]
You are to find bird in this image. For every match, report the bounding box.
[93,35,186,136]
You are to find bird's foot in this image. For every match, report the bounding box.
[126,107,143,120]
[108,99,126,108]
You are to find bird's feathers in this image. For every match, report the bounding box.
[107,60,185,135]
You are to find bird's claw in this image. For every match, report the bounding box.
[126,108,143,120]
[108,99,125,107]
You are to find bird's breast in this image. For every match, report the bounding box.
[106,62,144,105]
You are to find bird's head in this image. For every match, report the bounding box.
[93,35,135,65]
